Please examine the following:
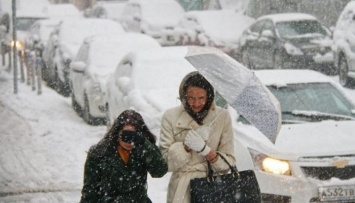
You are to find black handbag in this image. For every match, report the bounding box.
[190,152,261,203]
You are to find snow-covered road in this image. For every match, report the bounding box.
[1,62,354,202]
[0,64,170,202]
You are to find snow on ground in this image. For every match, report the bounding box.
[0,59,355,202]
[0,63,170,202]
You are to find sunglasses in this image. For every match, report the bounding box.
[120,130,138,143]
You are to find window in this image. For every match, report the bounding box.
[268,83,355,121]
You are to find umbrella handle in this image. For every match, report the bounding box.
[207,103,228,127]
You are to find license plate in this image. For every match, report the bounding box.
[319,185,355,201]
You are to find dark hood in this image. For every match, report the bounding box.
[179,71,214,125]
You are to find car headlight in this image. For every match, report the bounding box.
[250,149,292,175]
[284,42,303,55]
[11,40,23,50]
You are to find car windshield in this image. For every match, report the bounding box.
[268,83,355,122]
[275,20,327,38]
[15,17,45,31]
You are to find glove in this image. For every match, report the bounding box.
[120,131,145,147]
[195,125,211,141]
[184,130,211,156]
[132,132,145,147]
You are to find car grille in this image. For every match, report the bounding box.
[301,165,355,180]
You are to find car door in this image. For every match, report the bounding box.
[121,3,141,32]
[112,59,134,118]
[184,16,200,45]
[71,43,89,108]
[243,20,265,67]
[257,20,277,68]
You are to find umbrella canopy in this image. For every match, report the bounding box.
[184,47,281,143]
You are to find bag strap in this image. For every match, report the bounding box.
[207,152,238,181]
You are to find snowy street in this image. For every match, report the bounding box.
[0,64,170,202]
[1,59,355,202]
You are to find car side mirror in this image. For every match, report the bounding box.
[32,34,40,44]
[133,14,141,22]
[261,30,274,38]
[52,34,59,47]
[0,25,6,33]
[116,76,131,94]
[70,61,86,73]
[195,25,203,33]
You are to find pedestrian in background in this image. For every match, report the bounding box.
[159,71,236,203]
[80,109,168,203]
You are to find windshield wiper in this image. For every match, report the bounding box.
[282,110,354,121]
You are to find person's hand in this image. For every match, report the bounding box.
[184,130,210,156]
[121,130,145,147]
[132,132,145,147]
[195,125,211,141]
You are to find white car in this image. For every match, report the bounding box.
[85,1,126,23]
[119,0,185,46]
[46,3,82,19]
[25,19,61,52]
[332,1,355,87]
[105,46,196,132]
[43,18,125,96]
[0,0,49,54]
[173,10,254,59]
[69,33,160,125]
[233,69,355,202]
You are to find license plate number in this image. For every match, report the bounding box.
[319,185,355,201]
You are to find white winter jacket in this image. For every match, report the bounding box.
[159,103,236,203]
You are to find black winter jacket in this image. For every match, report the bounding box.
[80,139,168,203]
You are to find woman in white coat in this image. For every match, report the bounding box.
[159,71,236,203]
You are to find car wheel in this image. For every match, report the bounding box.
[242,50,252,69]
[54,67,63,94]
[83,95,95,125]
[71,92,83,116]
[41,62,48,82]
[105,103,111,129]
[273,51,284,69]
[339,56,354,87]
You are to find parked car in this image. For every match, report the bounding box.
[25,19,61,53]
[105,46,197,131]
[239,13,335,74]
[119,0,185,46]
[42,18,125,96]
[69,33,161,125]
[332,1,355,87]
[0,0,49,55]
[233,69,355,202]
[85,1,126,23]
[46,3,82,19]
[173,10,254,59]
[24,19,62,82]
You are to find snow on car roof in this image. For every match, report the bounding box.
[47,4,82,19]
[258,13,317,23]
[59,18,124,43]
[85,33,161,76]
[343,1,355,13]
[184,10,254,42]
[125,46,196,89]
[128,0,184,25]
[254,69,333,86]
[95,1,126,20]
